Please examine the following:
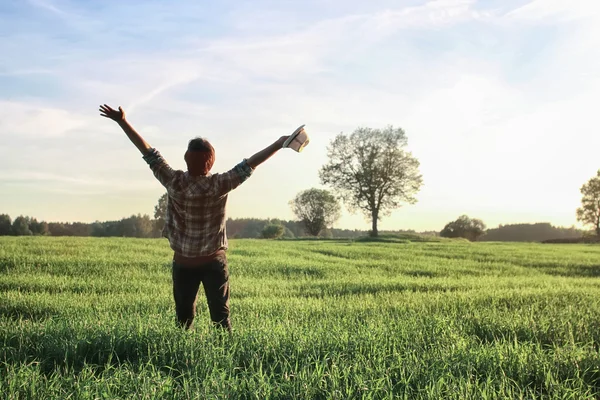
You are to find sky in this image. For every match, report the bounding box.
[1,0,599,232]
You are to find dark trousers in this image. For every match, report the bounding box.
[172,254,231,331]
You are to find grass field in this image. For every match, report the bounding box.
[1,236,599,399]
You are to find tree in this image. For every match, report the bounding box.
[12,216,32,236]
[154,193,168,236]
[576,170,600,236]
[440,215,486,241]
[91,221,107,237]
[290,188,341,236]
[122,214,154,238]
[48,223,69,236]
[319,228,334,239]
[29,218,49,236]
[138,214,154,238]
[319,126,422,237]
[282,227,295,239]
[262,223,284,239]
[0,214,11,235]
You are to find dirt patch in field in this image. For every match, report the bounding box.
[542,237,600,244]
[295,281,463,298]
[311,249,355,260]
[0,303,61,322]
[540,265,600,278]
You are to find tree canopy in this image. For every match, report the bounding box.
[440,215,486,242]
[576,170,600,236]
[154,193,168,235]
[262,223,284,239]
[319,126,422,236]
[290,188,341,236]
[12,216,32,236]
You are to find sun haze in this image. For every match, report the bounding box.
[1,0,599,231]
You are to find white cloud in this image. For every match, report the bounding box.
[0,170,159,192]
[27,0,69,17]
[0,171,100,186]
[507,0,599,22]
[126,71,202,115]
[0,101,90,138]
[369,0,481,31]
[180,0,484,82]
[0,68,53,76]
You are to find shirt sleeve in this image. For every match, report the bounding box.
[142,148,176,189]
[214,159,254,196]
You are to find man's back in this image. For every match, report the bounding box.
[143,149,254,257]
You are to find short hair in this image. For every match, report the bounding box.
[185,137,215,175]
[188,137,214,153]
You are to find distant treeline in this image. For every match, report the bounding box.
[226,218,437,239]
[479,223,584,242]
[0,214,161,238]
[0,213,588,242]
[0,213,433,239]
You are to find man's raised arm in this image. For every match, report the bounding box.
[246,136,289,169]
[99,104,151,156]
[214,135,290,196]
[100,104,175,189]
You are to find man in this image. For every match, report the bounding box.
[99,104,291,331]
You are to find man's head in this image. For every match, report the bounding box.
[185,137,215,176]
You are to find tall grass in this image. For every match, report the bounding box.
[1,237,599,399]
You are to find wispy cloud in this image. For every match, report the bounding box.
[27,0,69,17]
[368,0,483,30]
[0,170,159,192]
[0,101,90,138]
[126,69,203,115]
[192,0,484,80]
[507,0,599,22]
[0,68,53,76]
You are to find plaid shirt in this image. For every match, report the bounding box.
[143,148,253,257]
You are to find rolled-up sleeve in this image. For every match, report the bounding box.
[215,159,254,196]
[142,148,176,189]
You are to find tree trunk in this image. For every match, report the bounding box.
[371,210,379,237]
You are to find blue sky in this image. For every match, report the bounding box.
[1,0,599,231]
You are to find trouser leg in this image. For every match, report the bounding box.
[201,255,231,332]
[172,262,202,330]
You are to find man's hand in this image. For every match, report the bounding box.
[277,136,289,148]
[99,103,151,155]
[99,104,126,122]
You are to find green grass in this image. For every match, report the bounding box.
[1,237,600,399]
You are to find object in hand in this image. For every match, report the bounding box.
[283,125,309,152]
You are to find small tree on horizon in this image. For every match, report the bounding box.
[440,215,486,242]
[290,188,341,236]
[576,170,600,236]
[262,223,284,239]
[154,193,168,236]
[122,214,154,238]
[319,126,422,237]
